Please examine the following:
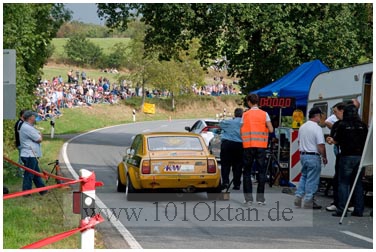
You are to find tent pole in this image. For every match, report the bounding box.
[277,107,282,162]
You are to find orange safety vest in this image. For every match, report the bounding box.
[241,109,269,148]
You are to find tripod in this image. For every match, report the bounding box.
[265,148,283,187]
[46,159,62,184]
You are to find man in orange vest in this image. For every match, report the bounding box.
[241,94,274,205]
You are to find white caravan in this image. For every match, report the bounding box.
[307,62,373,181]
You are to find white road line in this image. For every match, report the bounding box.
[341,231,373,244]
[61,127,143,249]
[142,129,150,132]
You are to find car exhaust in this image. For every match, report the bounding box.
[183,186,196,193]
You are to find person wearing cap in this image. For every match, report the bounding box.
[294,107,327,209]
[19,110,47,196]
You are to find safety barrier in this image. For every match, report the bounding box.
[289,130,302,185]
[3,156,104,249]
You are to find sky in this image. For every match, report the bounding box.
[64,3,104,25]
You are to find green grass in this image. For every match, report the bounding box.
[35,96,242,136]
[3,137,105,249]
[4,139,77,248]
[51,37,131,60]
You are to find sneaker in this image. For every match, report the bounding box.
[303,201,322,210]
[312,202,322,210]
[257,201,266,205]
[232,186,240,190]
[347,206,354,212]
[326,204,337,211]
[243,200,253,206]
[294,197,302,208]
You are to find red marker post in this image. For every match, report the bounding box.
[79,169,96,249]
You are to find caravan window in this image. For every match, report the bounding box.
[312,102,328,128]
[361,72,372,126]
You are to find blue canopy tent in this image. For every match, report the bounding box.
[253,59,330,116]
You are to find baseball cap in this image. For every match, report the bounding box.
[23,110,38,120]
[308,107,323,118]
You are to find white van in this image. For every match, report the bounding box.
[307,62,373,180]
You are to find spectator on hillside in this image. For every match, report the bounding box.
[81,71,86,81]
[67,70,73,83]
[58,75,63,84]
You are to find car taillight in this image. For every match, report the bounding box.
[142,160,150,174]
[207,159,216,173]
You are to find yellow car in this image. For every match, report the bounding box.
[117,132,221,200]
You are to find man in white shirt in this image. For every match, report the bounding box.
[294,107,327,209]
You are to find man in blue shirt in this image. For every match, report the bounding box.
[220,108,244,190]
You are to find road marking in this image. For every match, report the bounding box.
[341,231,373,244]
[62,128,143,249]
[142,129,150,132]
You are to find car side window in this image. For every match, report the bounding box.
[131,135,143,155]
[191,121,202,131]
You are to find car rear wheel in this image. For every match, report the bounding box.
[116,168,126,192]
[126,175,137,201]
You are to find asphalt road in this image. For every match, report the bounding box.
[62,119,373,249]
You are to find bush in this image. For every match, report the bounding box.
[63,35,103,67]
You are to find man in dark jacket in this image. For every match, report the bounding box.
[332,104,368,217]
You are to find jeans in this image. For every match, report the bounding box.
[243,148,266,202]
[21,157,47,194]
[220,140,243,187]
[337,156,364,215]
[295,154,321,203]
[332,153,340,206]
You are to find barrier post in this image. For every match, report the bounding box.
[132,109,136,122]
[79,169,96,250]
[50,116,55,138]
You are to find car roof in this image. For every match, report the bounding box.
[141,132,201,137]
[202,119,220,122]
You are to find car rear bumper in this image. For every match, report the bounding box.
[139,174,220,190]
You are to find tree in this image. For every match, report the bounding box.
[64,35,103,66]
[145,39,206,110]
[116,20,205,111]
[3,3,71,152]
[97,3,372,92]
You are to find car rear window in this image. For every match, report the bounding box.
[147,136,204,151]
[205,121,220,127]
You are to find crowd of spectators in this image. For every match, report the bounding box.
[32,70,240,120]
[34,73,133,120]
